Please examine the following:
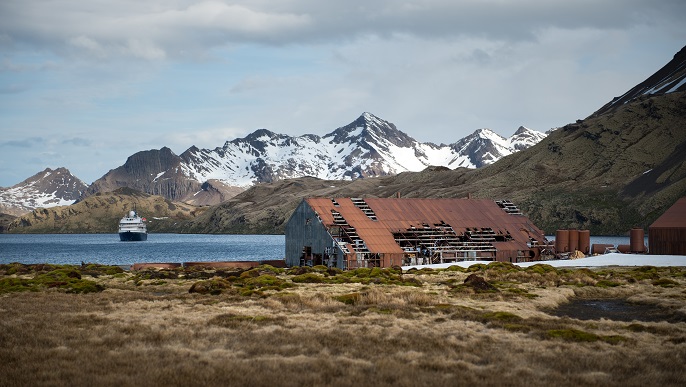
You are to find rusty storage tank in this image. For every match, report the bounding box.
[555,229,570,253]
[578,230,591,254]
[592,244,615,255]
[630,228,645,253]
[568,229,579,252]
[617,244,631,254]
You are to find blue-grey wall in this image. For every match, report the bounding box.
[285,200,345,268]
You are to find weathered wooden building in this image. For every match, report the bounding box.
[285,197,546,269]
[649,197,686,255]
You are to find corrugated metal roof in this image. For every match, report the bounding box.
[305,197,543,254]
[650,197,686,228]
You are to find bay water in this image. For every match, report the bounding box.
[0,234,641,267]
[0,234,285,266]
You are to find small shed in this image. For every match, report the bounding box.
[649,197,686,255]
[285,197,546,269]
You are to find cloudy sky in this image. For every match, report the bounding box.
[1,1,684,187]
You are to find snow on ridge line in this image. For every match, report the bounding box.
[667,77,686,93]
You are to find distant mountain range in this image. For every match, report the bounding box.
[78,114,544,206]
[179,114,545,184]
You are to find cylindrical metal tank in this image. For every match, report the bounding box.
[630,228,645,253]
[591,244,614,255]
[555,229,569,253]
[569,229,579,252]
[617,244,631,254]
[578,230,591,254]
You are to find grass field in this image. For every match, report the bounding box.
[1,263,685,386]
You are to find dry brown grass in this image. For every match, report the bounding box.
[1,263,686,386]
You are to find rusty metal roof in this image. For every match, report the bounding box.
[650,197,686,228]
[305,197,543,254]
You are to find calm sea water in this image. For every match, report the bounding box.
[0,234,643,267]
[0,234,285,266]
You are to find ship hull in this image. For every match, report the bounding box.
[119,231,148,242]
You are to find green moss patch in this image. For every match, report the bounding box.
[335,292,361,305]
[0,266,104,294]
[291,272,327,283]
[189,279,232,295]
[546,329,601,342]
[652,278,679,288]
[0,277,38,293]
[243,274,295,291]
[525,264,558,275]
[546,329,627,344]
[595,280,622,288]
[481,311,523,323]
[286,266,422,287]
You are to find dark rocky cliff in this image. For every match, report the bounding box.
[81,147,204,202]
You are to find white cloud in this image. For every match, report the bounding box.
[125,39,167,60]
[2,0,684,61]
[68,36,107,59]
[154,2,311,35]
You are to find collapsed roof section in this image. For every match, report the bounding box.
[294,197,546,267]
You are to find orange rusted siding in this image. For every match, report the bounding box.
[649,197,686,255]
[287,197,545,268]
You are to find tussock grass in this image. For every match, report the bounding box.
[1,264,685,386]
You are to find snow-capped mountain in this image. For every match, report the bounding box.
[180,113,545,185]
[447,126,545,168]
[0,168,87,216]
[509,126,548,151]
[81,112,546,204]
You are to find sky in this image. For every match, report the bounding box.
[1,1,684,187]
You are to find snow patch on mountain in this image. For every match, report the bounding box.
[0,168,87,215]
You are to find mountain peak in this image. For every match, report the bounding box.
[361,111,376,120]
[326,112,415,148]
[471,128,506,141]
[0,167,87,216]
[513,126,533,135]
[508,126,547,151]
[20,167,83,187]
[244,128,277,141]
[347,112,388,130]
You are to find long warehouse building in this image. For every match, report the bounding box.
[285,197,547,269]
